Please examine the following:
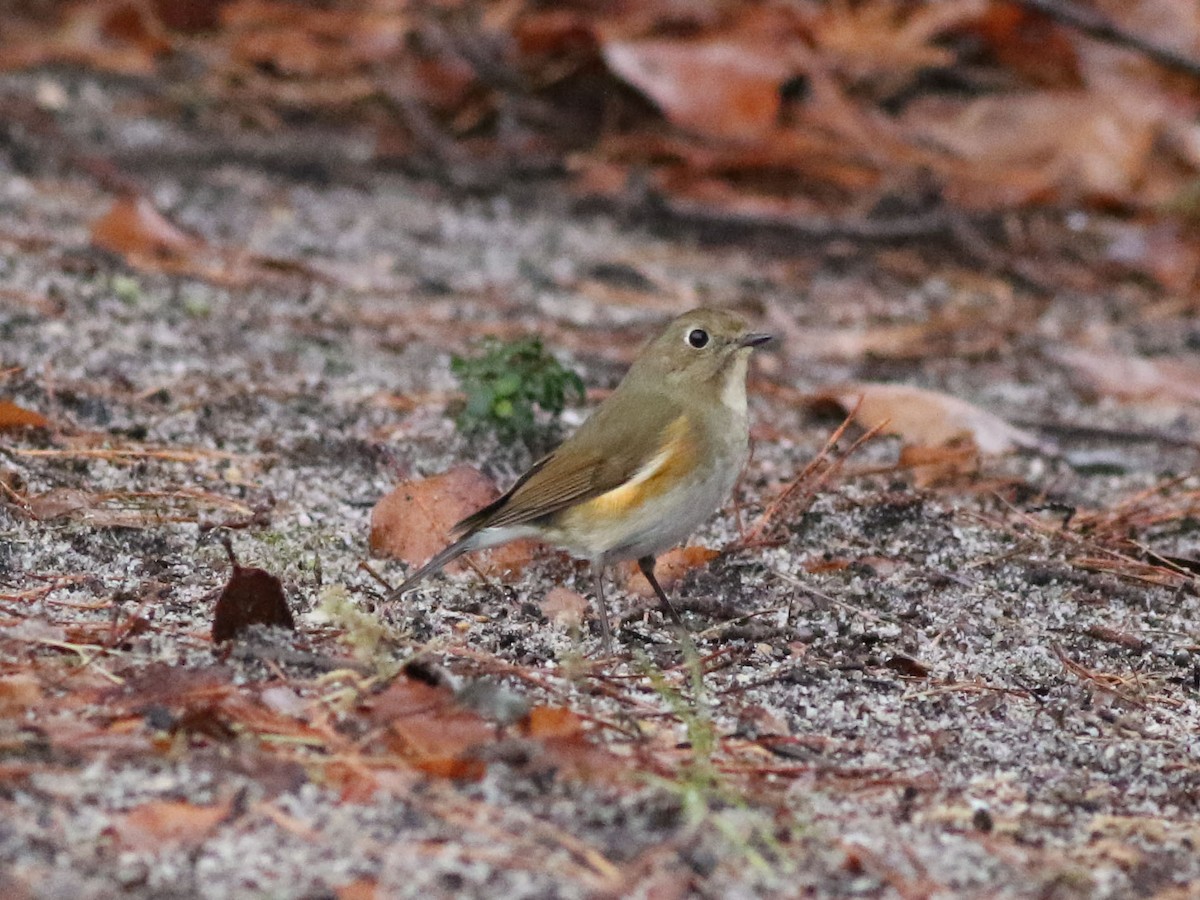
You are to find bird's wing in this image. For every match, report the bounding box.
[454,390,686,534]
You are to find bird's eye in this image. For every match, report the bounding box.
[686,328,709,349]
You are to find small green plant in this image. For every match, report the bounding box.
[450,337,584,447]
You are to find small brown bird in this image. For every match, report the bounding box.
[392,308,771,653]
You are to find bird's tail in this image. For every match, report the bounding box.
[387,533,480,601]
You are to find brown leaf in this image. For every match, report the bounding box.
[25,489,97,521]
[336,879,379,900]
[813,383,1037,454]
[897,438,981,487]
[521,705,627,782]
[905,89,1161,207]
[524,705,585,740]
[108,799,229,851]
[370,466,537,582]
[811,0,970,86]
[364,676,495,780]
[603,38,791,140]
[972,3,1082,87]
[1052,346,1200,406]
[539,586,589,628]
[212,560,295,643]
[90,195,204,267]
[0,1,164,76]
[884,654,931,678]
[0,674,42,715]
[620,546,719,598]
[0,400,49,430]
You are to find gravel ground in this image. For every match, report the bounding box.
[2,69,1200,899]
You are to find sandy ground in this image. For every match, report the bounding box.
[2,68,1200,898]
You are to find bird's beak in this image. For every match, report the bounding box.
[738,332,774,349]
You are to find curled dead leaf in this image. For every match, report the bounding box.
[91,195,204,267]
[884,654,931,678]
[108,799,230,851]
[365,676,495,780]
[539,586,589,628]
[0,674,43,715]
[1051,346,1200,406]
[524,706,585,740]
[813,382,1038,454]
[370,465,537,582]
[212,543,295,643]
[0,400,49,430]
[603,38,791,140]
[897,438,981,487]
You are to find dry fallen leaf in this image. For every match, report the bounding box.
[524,706,586,741]
[370,465,537,581]
[0,400,49,430]
[212,543,295,643]
[539,586,589,628]
[971,3,1082,88]
[90,195,204,267]
[905,88,1161,207]
[620,546,719,598]
[521,704,626,782]
[810,0,969,87]
[108,799,229,851]
[603,38,791,140]
[365,676,495,780]
[1051,346,1200,406]
[897,438,981,487]
[0,674,43,715]
[814,382,1038,454]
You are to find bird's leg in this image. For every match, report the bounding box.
[637,555,686,630]
[592,565,614,656]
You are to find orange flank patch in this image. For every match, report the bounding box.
[575,416,697,521]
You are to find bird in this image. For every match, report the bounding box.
[390,307,772,654]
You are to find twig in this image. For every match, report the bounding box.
[1051,643,1146,709]
[1016,0,1200,80]
[357,560,396,594]
[9,447,248,463]
[737,401,880,548]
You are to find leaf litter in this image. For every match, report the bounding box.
[2,3,1200,897]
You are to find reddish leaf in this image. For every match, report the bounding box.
[0,400,49,430]
[603,38,791,140]
[524,715,627,782]
[370,466,537,581]
[884,654,931,678]
[336,879,380,900]
[1052,347,1200,406]
[539,586,589,628]
[212,559,295,643]
[0,674,42,715]
[972,3,1082,87]
[364,676,495,780]
[810,0,966,85]
[108,799,229,851]
[897,438,981,487]
[621,546,719,598]
[904,89,1161,207]
[524,706,585,740]
[90,195,203,267]
[813,383,1038,454]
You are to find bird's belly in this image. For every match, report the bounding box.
[548,451,743,563]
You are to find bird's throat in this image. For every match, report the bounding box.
[720,352,750,415]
